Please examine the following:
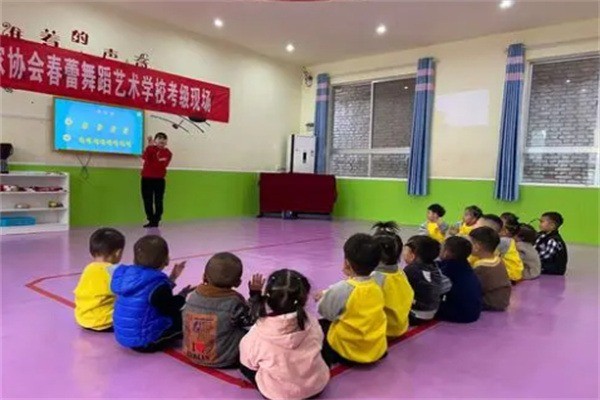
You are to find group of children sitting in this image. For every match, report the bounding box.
[73,205,568,400]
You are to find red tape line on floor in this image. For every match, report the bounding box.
[330,319,439,378]
[24,265,439,388]
[163,348,255,389]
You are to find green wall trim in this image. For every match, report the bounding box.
[333,178,599,246]
[11,165,259,227]
[9,166,599,245]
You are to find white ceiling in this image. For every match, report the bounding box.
[111,0,599,66]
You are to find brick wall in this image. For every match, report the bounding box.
[372,79,415,148]
[524,57,599,185]
[371,154,410,178]
[330,154,368,177]
[331,84,371,150]
[330,78,415,178]
[527,58,598,147]
[523,153,597,186]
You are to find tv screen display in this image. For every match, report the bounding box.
[54,98,144,155]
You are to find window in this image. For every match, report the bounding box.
[329,78,415,178]
[522,56,600,186]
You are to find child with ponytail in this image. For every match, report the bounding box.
[239,269,329,400]
[371,221,415,338]
[498,212,525,282]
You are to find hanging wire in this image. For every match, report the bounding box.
[76,153,93,180]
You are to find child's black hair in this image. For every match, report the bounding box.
[204,252,243,288]
[405,235,440,264]
[372,221,400,236]
[500,212,520,237]
[428,203,446,218]
[252,269,311,330]
[89,228,125,257]
[516,224,537,245]
[542,211,564,229]
[465,205,483,220]
[372,221,403,265]
[469,227,500,253]
[443,236,472,261]
[134,235,169,269]
[480,214,504,232]
[154,132,168,140]
[343,233,381,276]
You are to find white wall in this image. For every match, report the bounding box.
[0,2,301,172]
[300,19,599,179]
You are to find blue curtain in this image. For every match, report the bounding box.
[408,58,435,196]
[494,44,525,201]
[314,73,330,174]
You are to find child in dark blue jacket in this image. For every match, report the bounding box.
[111,235,195,352]
[436,236,482,323]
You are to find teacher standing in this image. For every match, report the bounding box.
[141,132,172,228]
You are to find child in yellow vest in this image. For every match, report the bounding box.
[371,221,414,338]
[499,212,525,282]
[419,204,449,243]
[468,214,524,282]
[316,233,387,366]
[74,228,125,332]
[448,205,483,237]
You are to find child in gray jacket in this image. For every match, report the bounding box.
[515,224,541,280]
[183,253,264,368]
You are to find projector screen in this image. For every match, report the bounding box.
[54,98,144,156]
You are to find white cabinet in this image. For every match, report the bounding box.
[287,134,316,174]
[0,172,70,235]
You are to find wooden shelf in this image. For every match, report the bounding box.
[0,172,69,235]
[0,223,69,235]
[0,172,67,178]
[0,191,68,195]
[1,207,68,213]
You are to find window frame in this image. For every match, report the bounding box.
[520,53,600,188]
[326,75,416,180]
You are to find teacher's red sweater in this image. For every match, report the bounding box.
[141,146,172,179]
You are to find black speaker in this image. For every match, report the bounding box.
[188,115,207,123]
[0,143,14,174]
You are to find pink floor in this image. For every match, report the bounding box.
[1,219,598,399]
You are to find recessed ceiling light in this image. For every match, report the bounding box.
[376,24,387,35]
[214,18,224,28]
[404,86,409,90]
[286,43,295,53]
[565,79,571,84]
[499,0,514,9]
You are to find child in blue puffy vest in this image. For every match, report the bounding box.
[111,235,195,352]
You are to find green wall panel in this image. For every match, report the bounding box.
[12,165,259,227]
[333,178,599,245]
[10,166,598,245]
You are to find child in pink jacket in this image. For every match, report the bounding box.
[239,269,330,400]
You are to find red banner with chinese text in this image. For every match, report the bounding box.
[0,36,230,123]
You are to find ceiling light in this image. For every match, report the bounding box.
[499,0,514,9]
[565,79,571,84]
[404,86,409,90]
[286,43,295,53]
[214,18,224,28]
[376,24,387,35]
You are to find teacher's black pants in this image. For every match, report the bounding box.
[141,178,165,225]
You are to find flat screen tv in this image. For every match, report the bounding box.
[54,98,144,156]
